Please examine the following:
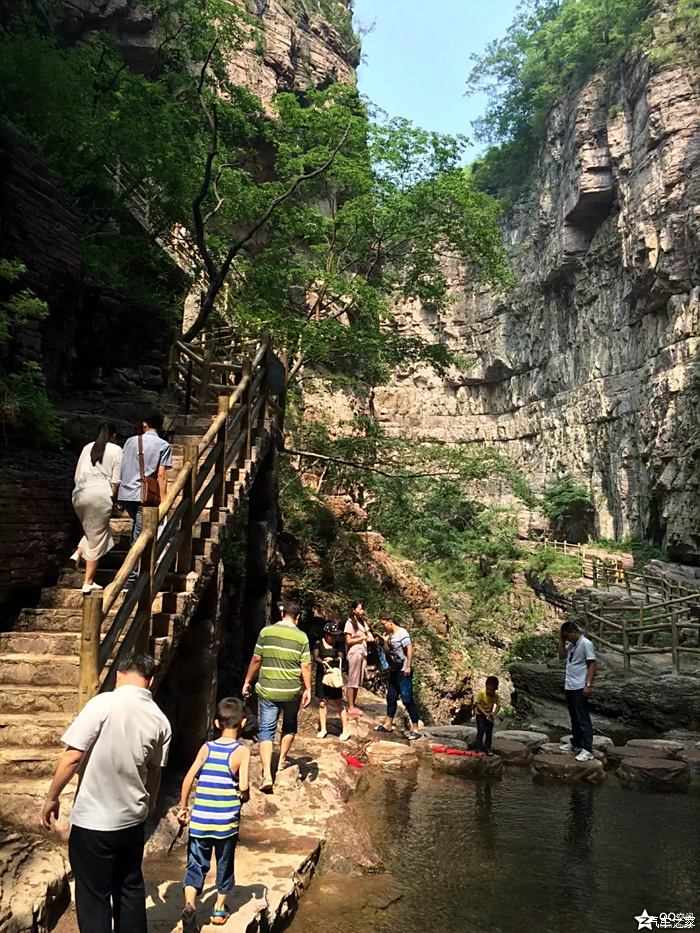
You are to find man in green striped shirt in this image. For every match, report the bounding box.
[242,599,312,792]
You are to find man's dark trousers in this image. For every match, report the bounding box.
[68,822,147,933]
[565,688,593,752]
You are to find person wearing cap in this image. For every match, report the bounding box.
[313,622,351,742]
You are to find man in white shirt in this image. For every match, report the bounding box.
[41,653,171,932]
[558,621,597,762]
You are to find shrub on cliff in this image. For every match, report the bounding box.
[468,0,653,202]
[541,474,594,543]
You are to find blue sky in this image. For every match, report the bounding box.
[352,0,520,160]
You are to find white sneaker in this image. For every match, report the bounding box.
[70,550,82,568]
[559,740,577,752]
[339,731,352,742]
[575,749,594,762]
[316,730,328,739]
[81,582,103,595]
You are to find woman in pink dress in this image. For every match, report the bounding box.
[344,601,374,717]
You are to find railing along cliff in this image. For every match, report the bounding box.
[529,538,700,673]
[78,337,275,706]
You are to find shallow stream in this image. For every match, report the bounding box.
[291,766,700,933]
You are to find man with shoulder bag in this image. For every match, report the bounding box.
[117,407,172,589]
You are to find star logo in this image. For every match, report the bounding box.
[635,910,658,930]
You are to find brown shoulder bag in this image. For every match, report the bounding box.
[138,433,161,507]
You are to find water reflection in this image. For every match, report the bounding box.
[292,769,700,933]
[562,785,596,905]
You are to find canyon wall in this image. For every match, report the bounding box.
[376,47,700,560]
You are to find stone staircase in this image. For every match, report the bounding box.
[0,379,273,832]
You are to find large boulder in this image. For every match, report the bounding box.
[366,740,418,771]
[430,752,503,778]
[496,730,549,749]
[491,738,532,765]
[677,748,700,775]
[617,757,690,793]
[0,831,69,933]
[531,752,605,784]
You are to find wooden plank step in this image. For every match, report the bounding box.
[0,685,78,715]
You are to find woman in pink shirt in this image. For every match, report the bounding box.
[343,601,374,717]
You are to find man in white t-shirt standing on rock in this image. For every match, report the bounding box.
[558,621,597,762]
[41,653,171,933]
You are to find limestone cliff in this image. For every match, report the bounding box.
[376,46,700,561]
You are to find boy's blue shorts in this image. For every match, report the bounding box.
[183,835,237,894]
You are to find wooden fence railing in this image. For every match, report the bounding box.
[530,538,700,672]
[78,337,275,707]
[584,594,700,673]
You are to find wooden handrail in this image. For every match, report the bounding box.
[81,336,278,702]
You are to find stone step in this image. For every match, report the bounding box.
[59,566,116,588]
[0,713,71,748]
[0,745,63,779]
[0,631,81,656]
[0,777,75,834]
[17,606,119,633]
[0,685,78,715]
[0,654,79,687]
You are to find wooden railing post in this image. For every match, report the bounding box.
[167,342,178,392]
[199,343,214,408]
[79,593,103,707]
[637,606,645,648]
[134,507,160,655]
[241,360,253,461]
[185,359,193,416]
[671,612,680,673]
[177,445,198,573]
[213,395,229,510]
[622,616,631,674]
[592,559,598,589]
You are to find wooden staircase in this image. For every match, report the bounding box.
[0,339,279,833]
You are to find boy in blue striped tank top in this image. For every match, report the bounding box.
[177,698,250,931]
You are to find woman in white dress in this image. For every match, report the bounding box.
[71,424,122,594]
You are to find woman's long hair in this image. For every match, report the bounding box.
[349,600,363,632]
[91,423,117,465]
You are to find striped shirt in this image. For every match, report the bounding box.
[254,621,312,702]
[189,740,241,840]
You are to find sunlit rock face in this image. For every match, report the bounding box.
[377,51,700,561]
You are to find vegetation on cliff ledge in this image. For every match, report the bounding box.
[468,0,699,203]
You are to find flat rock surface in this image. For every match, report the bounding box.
[366,740,418,770]
[678,748,700,773]
[607,745,677,767]
[491,738,533,765]
[531,752,605,784]
[430,751,503,778]
[495,730,549,749]
[626,738,686,753]
[422,725,477,743]
[618,757,691,793]
[562,734,614,752]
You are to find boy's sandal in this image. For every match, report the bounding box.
[210,907,231,926]
[260,778,274,794]
[373,724,393,733]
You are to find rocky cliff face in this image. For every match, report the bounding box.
[376,50,700,560]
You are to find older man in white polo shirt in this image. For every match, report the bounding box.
[41,653,171,932]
